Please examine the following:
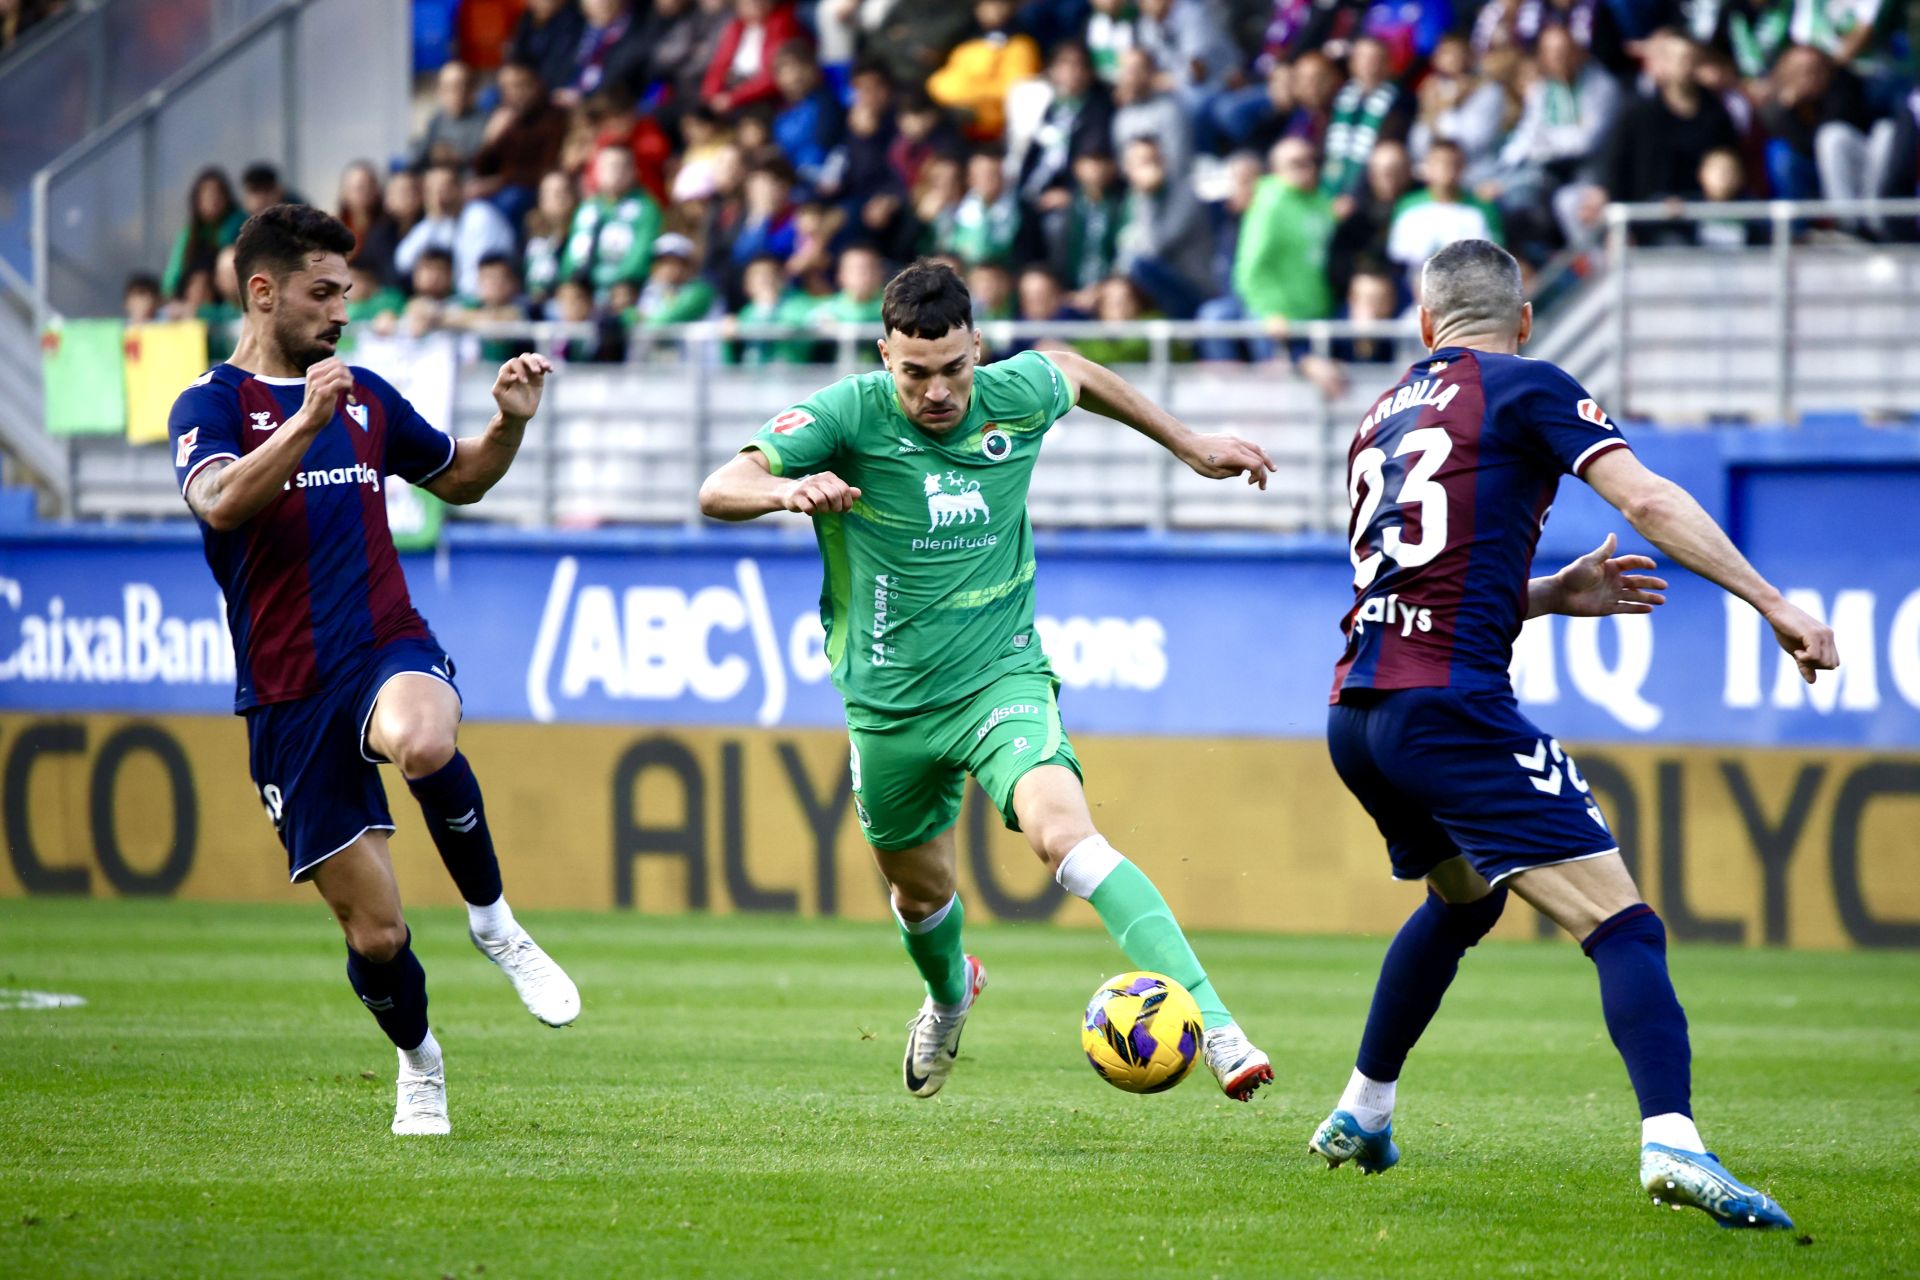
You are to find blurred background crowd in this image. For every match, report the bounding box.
[120,0,1920,385]
[0,0,68,55]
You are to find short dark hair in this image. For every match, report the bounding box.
[881,258,973,339]
[240,162,282,192]
[749,156,796,185]
[231,204,355,310]
[477,252,515,271]
[124,272,161,297]
[772,37,816,68]
[417,246,456,267]
[1420,239,1523,334]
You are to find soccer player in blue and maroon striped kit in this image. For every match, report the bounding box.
[167,204,578,1136]
[1310,240,1838,1226]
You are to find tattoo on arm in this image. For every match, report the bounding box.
[185,461,228,524]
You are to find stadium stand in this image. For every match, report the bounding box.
[9,0,1920,527]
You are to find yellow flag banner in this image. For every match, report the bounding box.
[123,321,209,445]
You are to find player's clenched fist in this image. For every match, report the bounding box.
[1764,597,1839,685]
[491,353,554,422]
[781,471,861,515]
[295,358,355,431]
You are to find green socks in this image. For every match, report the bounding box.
[896,893,970,1007]
[1061,837,1234,1029]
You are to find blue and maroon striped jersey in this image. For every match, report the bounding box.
[167,363,456,711]
[1332,347,1631,700]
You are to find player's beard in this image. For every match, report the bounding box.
[276,310,341,372]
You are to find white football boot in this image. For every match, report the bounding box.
[902,955,988,1098]
[1202,1023,1274,1101]
[391,1053,449,1136]
[471,925,581,1027]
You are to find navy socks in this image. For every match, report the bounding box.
[346,929,430,1051]
[1584,904,1693,1119]
[405,752,503,907]
[1355,888,1509,1081]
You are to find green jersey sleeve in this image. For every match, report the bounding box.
[998,349,1078,421]
[742,377,859,476]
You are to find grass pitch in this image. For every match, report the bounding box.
[3,900,1917,1279]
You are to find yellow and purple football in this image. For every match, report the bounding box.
[1081,971,1203,1094]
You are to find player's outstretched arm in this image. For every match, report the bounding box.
[1526,533,1669,620]
[425,354,553,505]
[1583,447,1838,684]
[185,359,353,531]
[698,449,861,521]
[1042,349,1276,488]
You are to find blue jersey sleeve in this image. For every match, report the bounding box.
[357,367,456,485]
[1514,361,1632,477]
[168,371,244,499]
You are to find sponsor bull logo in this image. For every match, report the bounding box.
[924,472,990,530]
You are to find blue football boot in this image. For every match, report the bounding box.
[1641,1144,1795,1230]
[1310,1110,1401,1174]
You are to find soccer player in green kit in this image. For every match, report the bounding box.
[699,260,1278,1100]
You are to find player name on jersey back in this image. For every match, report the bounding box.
[1331,348,1631,701]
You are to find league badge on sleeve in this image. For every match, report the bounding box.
[769,408,813,435]
[175,427,198,468]
[1576,398,1612,429]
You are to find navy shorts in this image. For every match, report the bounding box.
[1326,687,1617,886]
[243,634,459,882]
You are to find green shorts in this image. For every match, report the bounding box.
[845,673,1084,853]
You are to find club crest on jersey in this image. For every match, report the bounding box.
[981,427,1012,461]
[769,408,813,435]
[1576,398,1613,429]
[248,410,278,431]
[345,397,369,431]
[924,471,990,530]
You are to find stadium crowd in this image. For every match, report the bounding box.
[121,0,1920,385]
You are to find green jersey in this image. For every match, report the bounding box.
[744,350,1077,714]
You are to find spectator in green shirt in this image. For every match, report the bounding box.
[522,170,579,306]
[1386,138,1504,295]
[1045,147,1129,309]
[456,254,536,364]
[727,254,816,365]
[1198,137,1336,362]
[941,148,1022,266]
[560,144,665,299]
[632,233,720,328]
[806,244,887,327]
[339,259,406,353]
[163,167,246,300]
[200,245,245,363]
[1073,274,1157,365]
[968,261,1015,323]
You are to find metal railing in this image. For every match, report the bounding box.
[37,195,1920,524]
[60,318,1418,530]
[0,0,282,280]
[1596,198,1920,423]
[29,0,409,319]
[0,255,63,509]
